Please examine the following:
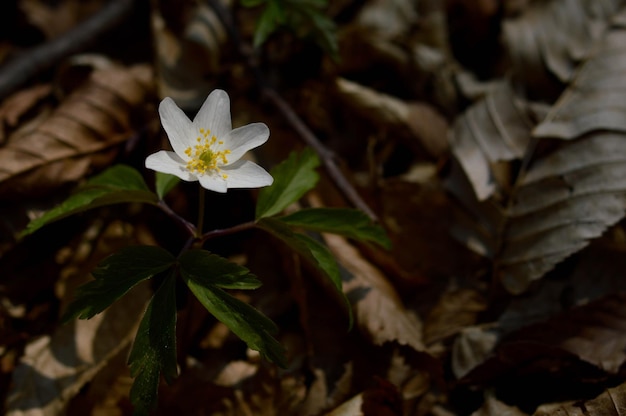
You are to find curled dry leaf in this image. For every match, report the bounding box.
[447,80,538,201]
[0,64,154,198]
[323,233,425,352]
[449,7,626,293]
[534,379,626,416]
[335,77,449,159]
[503,0,621,98]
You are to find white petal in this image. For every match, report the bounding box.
[222,123,269,165]
[198,174,228,193]
[159,98,195,157]
[193,89,232,140]
[145,151,197,181]
[222,160,274,189]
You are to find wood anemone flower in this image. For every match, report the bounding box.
[146,90,273,193]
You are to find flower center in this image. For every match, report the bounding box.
[184,128,231,178]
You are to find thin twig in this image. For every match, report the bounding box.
[0,0,135,100]
[206,0,378,221]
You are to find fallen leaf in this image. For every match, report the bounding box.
[323,233,425,352]
[534,380,626,416]
[5,282,150,415]
[0,64,154,198]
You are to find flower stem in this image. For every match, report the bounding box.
[199,220,256,244]
[197,186,206,237]
[158,200,197,236]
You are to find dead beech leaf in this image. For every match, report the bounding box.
[448,8,626,293]
[463,293,626,386]
[0,64,153,198]
[323,233,425,352]
[534,380,626,416]
[0,84,52,144]
[335,77,449,159]
[5,282,150,415]
[503,0,620,96]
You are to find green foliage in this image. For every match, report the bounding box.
[257,217,352,327]
[180,249,286,367]
[256,148,320,219]
[155,172,180,200]
[280,207,392,249]
[62,246,176,322]
[22,165,158,237]
[242,0,338,58]
[178,249,262,290]
[128,275,178,415]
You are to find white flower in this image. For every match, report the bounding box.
[145,90,273,193]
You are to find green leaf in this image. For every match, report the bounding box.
[253,0,286,47]
[22,165,158,237]
[183,274,287,367]
[62,246,176,322]
[240,0,266,7]
[280,208,391,249]
[179,249,261,290]
[128,274,178,415]
[285,0,337,59]
[256,148,320,219]
[155,172,179,200]
[257,217,352,327]
[293,233,341,293]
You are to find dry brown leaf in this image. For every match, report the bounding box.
[323,233,425,352]
[5,282,150,415]
[463,293,626,386]
[471,391,529,416]
[335,77,449,159]
[152,2,227,110]
[534,380,626,416]
[447,80,538,201]
[0,83,51,144]
[0,64,153,198]
[448,7,626,293]
[503,0,620,97]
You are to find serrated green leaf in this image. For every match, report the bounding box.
[184,277,287,367]
[62,246,176,322]
[155,172,179,200]
[257,217,352,327]
[179,249,261,290]
[22,165,158,237]
[256,148,320,219]
[280,208,391,249]
[129,274,178,415]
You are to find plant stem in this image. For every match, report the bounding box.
[158,200,197,236]
[199,220,257,244]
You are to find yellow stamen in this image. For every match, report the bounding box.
[184,128,231,176]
